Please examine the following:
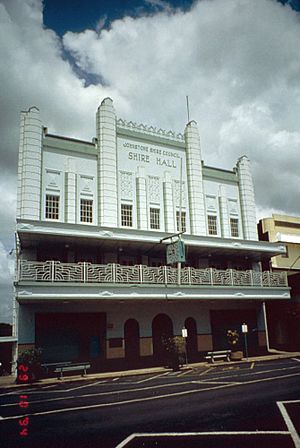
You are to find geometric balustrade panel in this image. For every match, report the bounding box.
[18,260,288,288]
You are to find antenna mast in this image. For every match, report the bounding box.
[186,95,190,123]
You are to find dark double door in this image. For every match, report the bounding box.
[210,309,259,355]
[35,313,106,365]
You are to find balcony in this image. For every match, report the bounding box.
[17,260,288,288]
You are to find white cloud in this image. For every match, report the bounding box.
[0,241,14,323]
[0,0,300,321]
[62,0,300,199]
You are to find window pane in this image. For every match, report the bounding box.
[150,208,160,229]
[121,204,133,227]
[207,215,217,235]
[45,195,59,220]
[230,218,239,237]
[80,199,93,223]
[176,211,186,232]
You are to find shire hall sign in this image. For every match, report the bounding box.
[118,138,185,174]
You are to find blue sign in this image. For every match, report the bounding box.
[166,240,186,264]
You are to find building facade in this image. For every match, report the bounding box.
[258,215,300,350]
[15,98,290,370]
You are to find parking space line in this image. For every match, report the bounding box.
[250,362,255,369]
[115,430,291,448]
[176,369,192,377]
[136,372,169,384]
[192,380,242,385]
[292,358,300,363]
[201,364,300,382]
[199,367,213,376]
[64,380,108,392]
[277,401,300,448]
[0,379,198,407]
[281,399,300,405]
[1,371,299,421]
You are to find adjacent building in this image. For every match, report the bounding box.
[258,215,300,350]
[14,98,290,371]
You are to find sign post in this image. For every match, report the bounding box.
[182,327,188,366]
[241,323,248,360]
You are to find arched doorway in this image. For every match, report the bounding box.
[124,319,140,367]
[152,314,173,365]
[185,317,198,362]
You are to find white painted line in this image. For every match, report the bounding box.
[167,371,183,376]
[115,433,136,448]
[136,372,169,384]
[281,399,300,405]
[292,358,300,363]
[0,379,197,407]
[201,364,300,383]
[1,371,300,421]
[250,362,255,369]
[277,401,300,448]
[192,380,242,385]
[199,368,213,376]
[64,380,107,392]
[112,377,120,381]
[115,431,291,447]
[177,369,192,377]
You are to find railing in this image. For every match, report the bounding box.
[17,261,288,288]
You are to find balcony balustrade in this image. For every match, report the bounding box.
[17,260,288,288]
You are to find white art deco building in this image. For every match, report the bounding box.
[15,98,290,370]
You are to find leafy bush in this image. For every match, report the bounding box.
[16,348,43,383]
[161,336,186,371]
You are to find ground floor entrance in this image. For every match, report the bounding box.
[210,309,259,355]
[18,301,268,372]
[35,313,106,369]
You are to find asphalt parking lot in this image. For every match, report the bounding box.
[0,357,300,448]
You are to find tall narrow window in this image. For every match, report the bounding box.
[121,204,133,227]
[150,208,160,229]
[207,215,217,235]
[176,211,186,232]
[45,194,59,220]
[230,218,239,237]
[80,199,93,223]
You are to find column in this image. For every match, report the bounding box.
[136,167,148,230]
[96,98,118,227]
[218,185,230,238]
[65,158,77,223]
[17,111,26,219]
[163,172,175,233]
[184,121,206,236]
[237,156,258,241]
[20,107,42,220]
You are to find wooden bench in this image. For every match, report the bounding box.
[41,362,72,375]
[205,350,231,363]
[54,362,91,379]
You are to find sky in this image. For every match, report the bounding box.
[0,0,300,323]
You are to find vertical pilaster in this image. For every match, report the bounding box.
[96,98,118,227]
[185,121,206,235]
[237,156,258,241]
[17,112,26,219]
[65,158,77,223]
[218,185,230,238]
[136,167,148,230]
[163,172,175,233]
[20,107,42,220]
